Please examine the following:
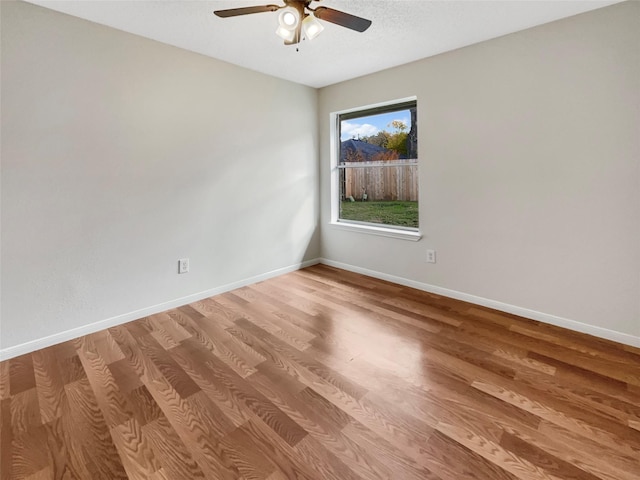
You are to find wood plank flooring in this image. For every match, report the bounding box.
[1,264,639,479]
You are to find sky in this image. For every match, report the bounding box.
[341,109,412,141]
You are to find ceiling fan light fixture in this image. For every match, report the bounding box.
[277,6,299,30]
[275,24,296,42]
[302,14,324,40]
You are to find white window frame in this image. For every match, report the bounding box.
[330,97,422,241]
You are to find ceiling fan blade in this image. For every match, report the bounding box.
[313,7,372,33]
[214,5,279,18]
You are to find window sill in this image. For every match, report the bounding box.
[330,221,422,242]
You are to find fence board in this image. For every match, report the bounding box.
[342,160,418,201]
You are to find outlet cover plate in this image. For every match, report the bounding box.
[178,258,189,274]
[426,250,436,263]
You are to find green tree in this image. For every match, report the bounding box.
[361,120,409,156]
[361,130,390,148]
[388,120,407,133]
[386,120,408,156]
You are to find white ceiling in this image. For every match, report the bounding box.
[25,0,623,88]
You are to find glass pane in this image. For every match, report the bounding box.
[337,102,418,229]
[340,107,417,162]
[339,163,419,228]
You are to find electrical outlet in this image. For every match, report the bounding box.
[426,249,436,264]
[178,258,189,274]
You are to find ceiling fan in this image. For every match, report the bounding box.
[213,0,372,45]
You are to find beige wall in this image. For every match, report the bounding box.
[1,1,319,352]
[319,2,640,342]
[2,1,638,354]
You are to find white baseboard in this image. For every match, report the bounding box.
[0,258,321,361]
[320,259,640,349]
[3,256,637,360]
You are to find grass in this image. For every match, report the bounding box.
[340,201,418,228]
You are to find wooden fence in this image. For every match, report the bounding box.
[341,160,418,202]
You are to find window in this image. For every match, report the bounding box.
[332,98,420,240]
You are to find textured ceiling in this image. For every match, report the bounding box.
[25,0,623,88]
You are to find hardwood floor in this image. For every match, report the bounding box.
[1,264,639,479]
